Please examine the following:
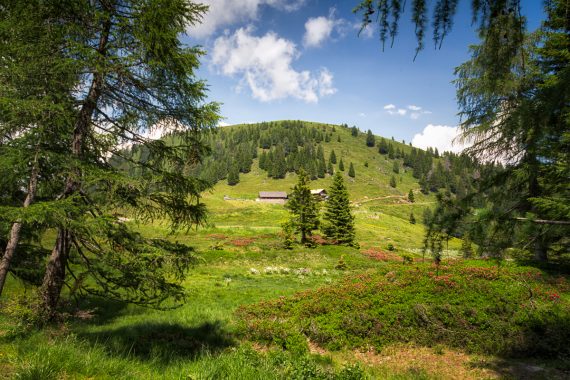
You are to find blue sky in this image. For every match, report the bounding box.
[183,1,544,152]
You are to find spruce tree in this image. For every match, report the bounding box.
[327,161,334,175]
[285,169,320,245]
[390,175,397,188]
[378,138,388,154]
[408,189,415,203]
[339,158,345,171]
[227,165,239,186]
[329,149,337,164]
[348,162,356,178]
[409,212,416,224]
[393,160,400,174]
[366,129,375,147]
[322,172,356,246]
[351,126,358,137]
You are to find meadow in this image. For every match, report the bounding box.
[0,125,567,379]
[1,188,569,379]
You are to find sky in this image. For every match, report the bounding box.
[182,0,545,153]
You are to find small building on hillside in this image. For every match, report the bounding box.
[258,191,288,204]
[311,189,328,200]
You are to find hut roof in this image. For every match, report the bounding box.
[259,191,288,199]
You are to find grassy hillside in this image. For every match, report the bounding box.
[199,121,457,250]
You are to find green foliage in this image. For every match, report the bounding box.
[0,0,219,313]
[335,255,348,270]
[409,212,416,224]
[348,163,356,178]
[329,149,337,164]
[461,234,474,258]
[387,243,395,251]
[338,159,345,171]
[286,169,320,245]
[421,0,570,263]
[392,160,400,174]
[401,253,414,264]
[227,165,240,186]
[351,126,359,137]
[408,189,415,203]
[366,130,375,147]
[322,173,357,246]
[389,175,397,188]
[238,261,570,358]
[282,221,295,250]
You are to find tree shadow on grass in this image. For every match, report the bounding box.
[78,320,235,364]
[468,358,570,380]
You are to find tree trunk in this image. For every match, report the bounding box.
[534,237,548,262]
[39,7,113,316]
[0,151,40,297]
[40,229,70,315]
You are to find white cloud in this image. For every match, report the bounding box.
[355,22,374,38]
[303,9,345,48]
[188,0,305,39]
[384,103,431,119]
[358,112,366,117]
[218,121,230,127]
[212,27,336,103]
[412,124,469,153]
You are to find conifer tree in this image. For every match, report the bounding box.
[337,135,341,142]
[408,189,415,203]
[1,0,220,314]
[339,158,345,171]
[329,149,337,164]
[351,126,358,137]
[393,160,400,174]
[322,172,356,246]
[227,165,239,186]
[285,169,319,245]
[348,162,356,178]
[461,234,474,258]
[388,144,395,159]
[409,212,416,224]
[390,175,397,188]
[378,138,388,154]
[327,161,334,175]
[366,129,375,147]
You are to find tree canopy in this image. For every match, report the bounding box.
[0,0,220,317]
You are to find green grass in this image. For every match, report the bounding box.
[0,123,566,379]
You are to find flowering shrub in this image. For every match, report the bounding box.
[236,262,570,358]
[230,238,256,247]
[361,248,401,262]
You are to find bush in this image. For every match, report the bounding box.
[237,261,570,358]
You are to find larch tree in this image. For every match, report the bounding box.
[1,0,220,317]
[0,0,80,297]
[285,169,320,245]
[322,172,356,246]
[355,0,569,262]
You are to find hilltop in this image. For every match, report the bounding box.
[178,120,478,250]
